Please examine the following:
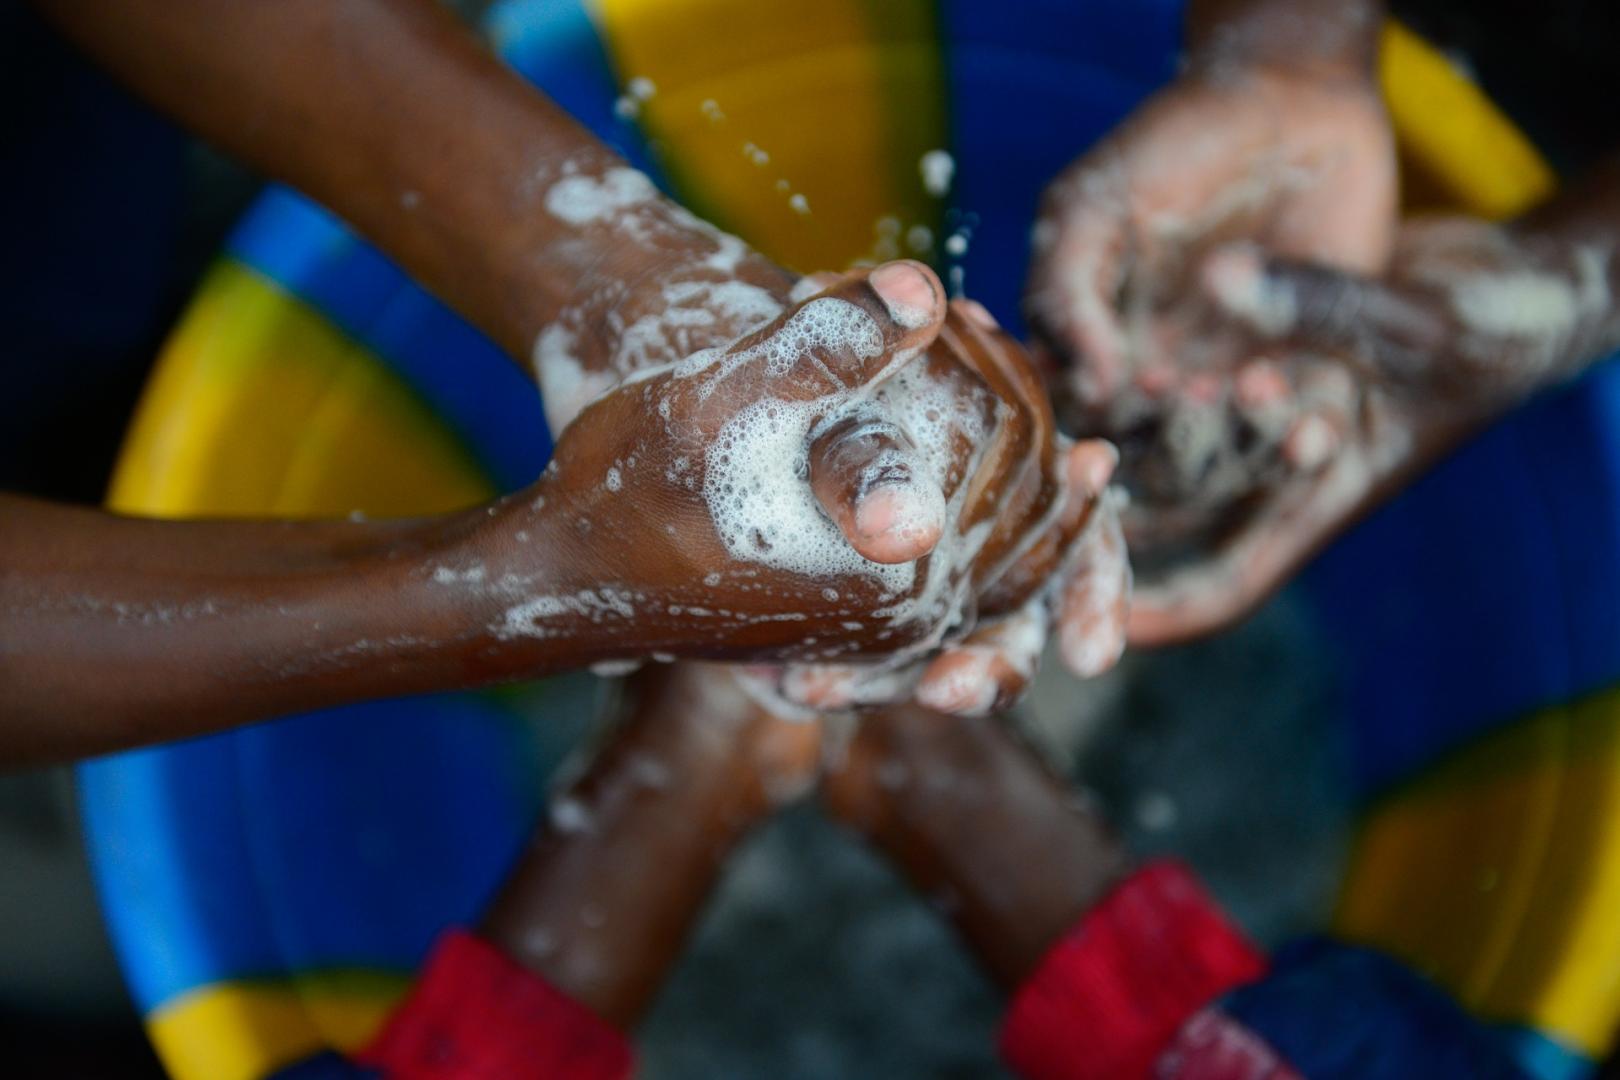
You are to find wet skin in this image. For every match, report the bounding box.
[483,663,1129,1024]
[1028,0,1620,644]
[7,0,1127,762]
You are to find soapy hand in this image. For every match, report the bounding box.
[1023,45,1395,644]
[498,262,1125,686]
[1128,216,1620,643]
[753,298,1131,718]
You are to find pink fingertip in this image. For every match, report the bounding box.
[956,298,999,331]
[916,654,999,717]
[1060,613,1126,679]
[1235,361,1290,409]
[1184,372,1223,405]
[1067,440,1120,498]
[1135,365,1176,397]
[869,261,942,330]
[853,483,945,563]
[782,666,856,710]
[1285,414,1338,471]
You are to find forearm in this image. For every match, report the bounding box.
[824,707,1130,990]
[29,0,765,363]
[480,666,777,1028]
[1496,152,1620,387]
[0,490,603,764]
[1187,0,1385,80]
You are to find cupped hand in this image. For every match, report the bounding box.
[1128,214,1620,644]
[1025,59,1396,610]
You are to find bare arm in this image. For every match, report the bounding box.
[28,0,785,364]
[1130,153,1620,644]
[1186,0,1385,79]
[822,705,1129,989]
[481,664,818,1027]
[0,491,601,764]
[0,267,1100,764]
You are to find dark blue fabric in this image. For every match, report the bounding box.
[1223,938,1530,1080]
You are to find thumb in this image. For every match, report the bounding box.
[1201,245,1451,386]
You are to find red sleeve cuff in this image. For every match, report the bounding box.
[998,860,1267,1080]
[357,929,633,1080]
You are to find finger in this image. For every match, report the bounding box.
[942,298,1095,597]
[1201,244,1451,385]
[1027,167,1134,406]
[780,664,861,711]
[1232,359,1295,438]
[978,438,1117,616]
[1281,410,1339,472]
[915,598,1047,718]
[938,306,1042,554]
[809,414,945,564]
[779,661,925,712]
[1056,485,1130,679]
[718,260,947,402]
[1127,447,1376,647]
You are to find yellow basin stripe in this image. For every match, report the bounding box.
[147,974,408,1080]
[593,0,948,274]
[108,261,492,521]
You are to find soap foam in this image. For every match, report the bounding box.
[700,337,993,661]
[533,322,618,432]
[683,296,882,396]
[545,167,658,226]
[703,396,914,590]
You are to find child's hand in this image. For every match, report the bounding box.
[462,262,1127,685]
[1026,40,1395,415]
[1022,48,1395,646]
[1128,215,1620,643]
[745,301,1132,718]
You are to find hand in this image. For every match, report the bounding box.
[1028,60,1395,396]
[1130,210,1620,643]
[746,299,1132,718]
[466,261,1115,679]
[1025,44,1395,628]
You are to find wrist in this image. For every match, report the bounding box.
[518,183,795,374]
[416,483,634,683]
[527,203,794,430]
[1187,0,1384,86]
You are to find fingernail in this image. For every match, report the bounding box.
[854,482,945,563]
[1285,414,1337,471]
[869,261,940,330]
[916,655,998,716]
[788,277,824,303]
[1061,617,1126,679]
[1235,361,1290,408]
